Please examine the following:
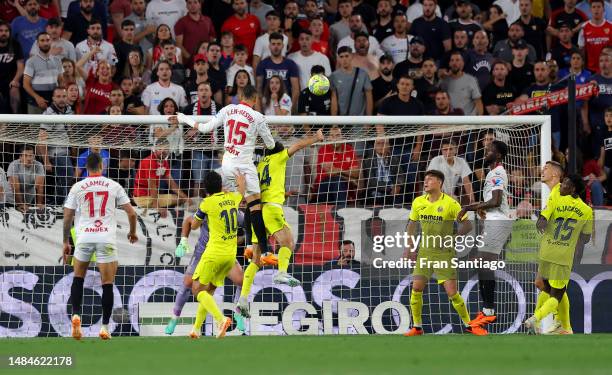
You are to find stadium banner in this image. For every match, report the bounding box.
[0,205,609,266]
[1,264,612,337]
[508,83,598,115]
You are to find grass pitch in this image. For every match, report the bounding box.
[1,335,611,375]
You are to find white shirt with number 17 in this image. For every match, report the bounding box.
[196,103,275,164]
[64,176,131,246]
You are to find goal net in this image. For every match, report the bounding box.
[0,114,552,337]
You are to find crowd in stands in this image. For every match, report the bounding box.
[0,0,611,213]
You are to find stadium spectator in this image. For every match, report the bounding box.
[576,0,612,20]
[599,107,612,202]
[583,53,612,151]
[440,30,469,77]
[108,88,125,112]
[508,39,534,94]
[427,138,474,203]
[37,86,73,203]
[297,65,332,116]
[7,144,45,212]
[432,89,464,115]
[10,0,47,57]
[482,60,517,115]
[352,0,376,28]
[337,14,381,57]
[577,0,611,74]
[515,0,547,60]
[482,4,508,48]
[393,36,426,80]
[549,23,578,71]
[494,0,520,25]
[63,0,105,46]
[440,51,483,115]
[146,24,182,69]
[122,50,150,93]
[107,149,136,196]
[381,13,410,64]
[184,54,212,104]
[331,46,372,116]
[329,0,363,56]
[30,17,76,61]
[80,57,114,115]
[174,0,215,65]
[409,0,451,62]
[314,125,360,205]
[582,147,606,206]
[145,0,186,37]
[262,75,292,116]
[275,123,314,207]
[351,31,381,79]
[547,0,588,46]
[287,0,331,53]
[309,17,330,58]
[249,0,273,31]
[120,77,145,114]
[76,135,109,178]
[378,75,425,117]
[558,51,591,84]
[444,0,481,24]
[226,44,255,91]
[109,0,131,34]
[124,0,155,53]
[75,19,117,74]
[23,32,62,114]
[150,40,186,85]
[0,0,20,23]
[328,240,360,267]
[448,0,482,45]
[219,31,235,70]
[414,58,440,113]
[226,69,257,107]
[183,81,220,197]
[372,55,395,109]
[465,30,493,90]
[141,61,188,115]
[66,81,83,113]
[255,33,299,108]
[133,139,189,217]
[372,0,394,43]
[252,11,289,71]
[221,0,261,57]
[288,29,331,90]
[114,19,143,80]
[406,0,443,27]
[0,21,24,114]
[361,137,403,206]
[493,22,537,64]
[150,97,184,184]
[204,43,227,100]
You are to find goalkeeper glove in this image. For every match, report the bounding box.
[177,112,197,128]
[175,237,191,257]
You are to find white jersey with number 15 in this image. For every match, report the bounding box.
[64,176,131,245]
[198,103,275,164]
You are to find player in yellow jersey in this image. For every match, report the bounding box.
[403,170,487,336]
[188,170,245,339]
[535,160,572,334]
[236,129,324,318]
[524,175,593,334]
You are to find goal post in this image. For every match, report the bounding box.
[0,114,552,337]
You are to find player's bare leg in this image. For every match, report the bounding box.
[98,260,118,340]
[404,276,426,336]
[237,243,262,319]
[525,280,566,335]
[70,258,90,340]
[190,281,231,339]
[534,275,572,334]
[442,280,487,336]
[272,226,300,287]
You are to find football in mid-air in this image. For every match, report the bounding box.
[308,74,330,96]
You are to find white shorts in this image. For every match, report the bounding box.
[221,162,260,197]
[479,220,512,255]
[74,243,118,263]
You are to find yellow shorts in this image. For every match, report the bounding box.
[252,203,289,244]
[192,255,235,287]
[413,251,457,284]
[538,260,571,289]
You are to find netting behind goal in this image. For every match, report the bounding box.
[0,115,551,337]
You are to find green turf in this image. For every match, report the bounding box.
[1,335,610,375]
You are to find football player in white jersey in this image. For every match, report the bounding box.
[63,152,138,340]
[175,84,275,299]
[458,140,511,329]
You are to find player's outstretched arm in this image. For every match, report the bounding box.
[402,220,419,260]
[456,217,473,236]
[175,112,222,134]
[288,129,324,157]
[121,203,138,244]
[62,207,76,264]
[458,190,503,219]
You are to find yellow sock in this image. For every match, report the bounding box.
[558,293,571,331]
[193,302,207,331]
[450,293,470,326]
[197,291,223,323]
[278,246,292,273]
[535,291,550,310]
[240,262,259,298]
[410,290,423,327]
[535,297,559,322]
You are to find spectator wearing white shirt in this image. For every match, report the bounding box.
[75,19,117,74]
[381,13,413,64]
[252,11,288,71]
[141,61,188,114]
[145,0,187,37]
[288,30,331,90]
[337,13,382,58]
[427,138,474,203]
[494,0,521,25]
[262,75,292,115]
[406,0,443,27]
